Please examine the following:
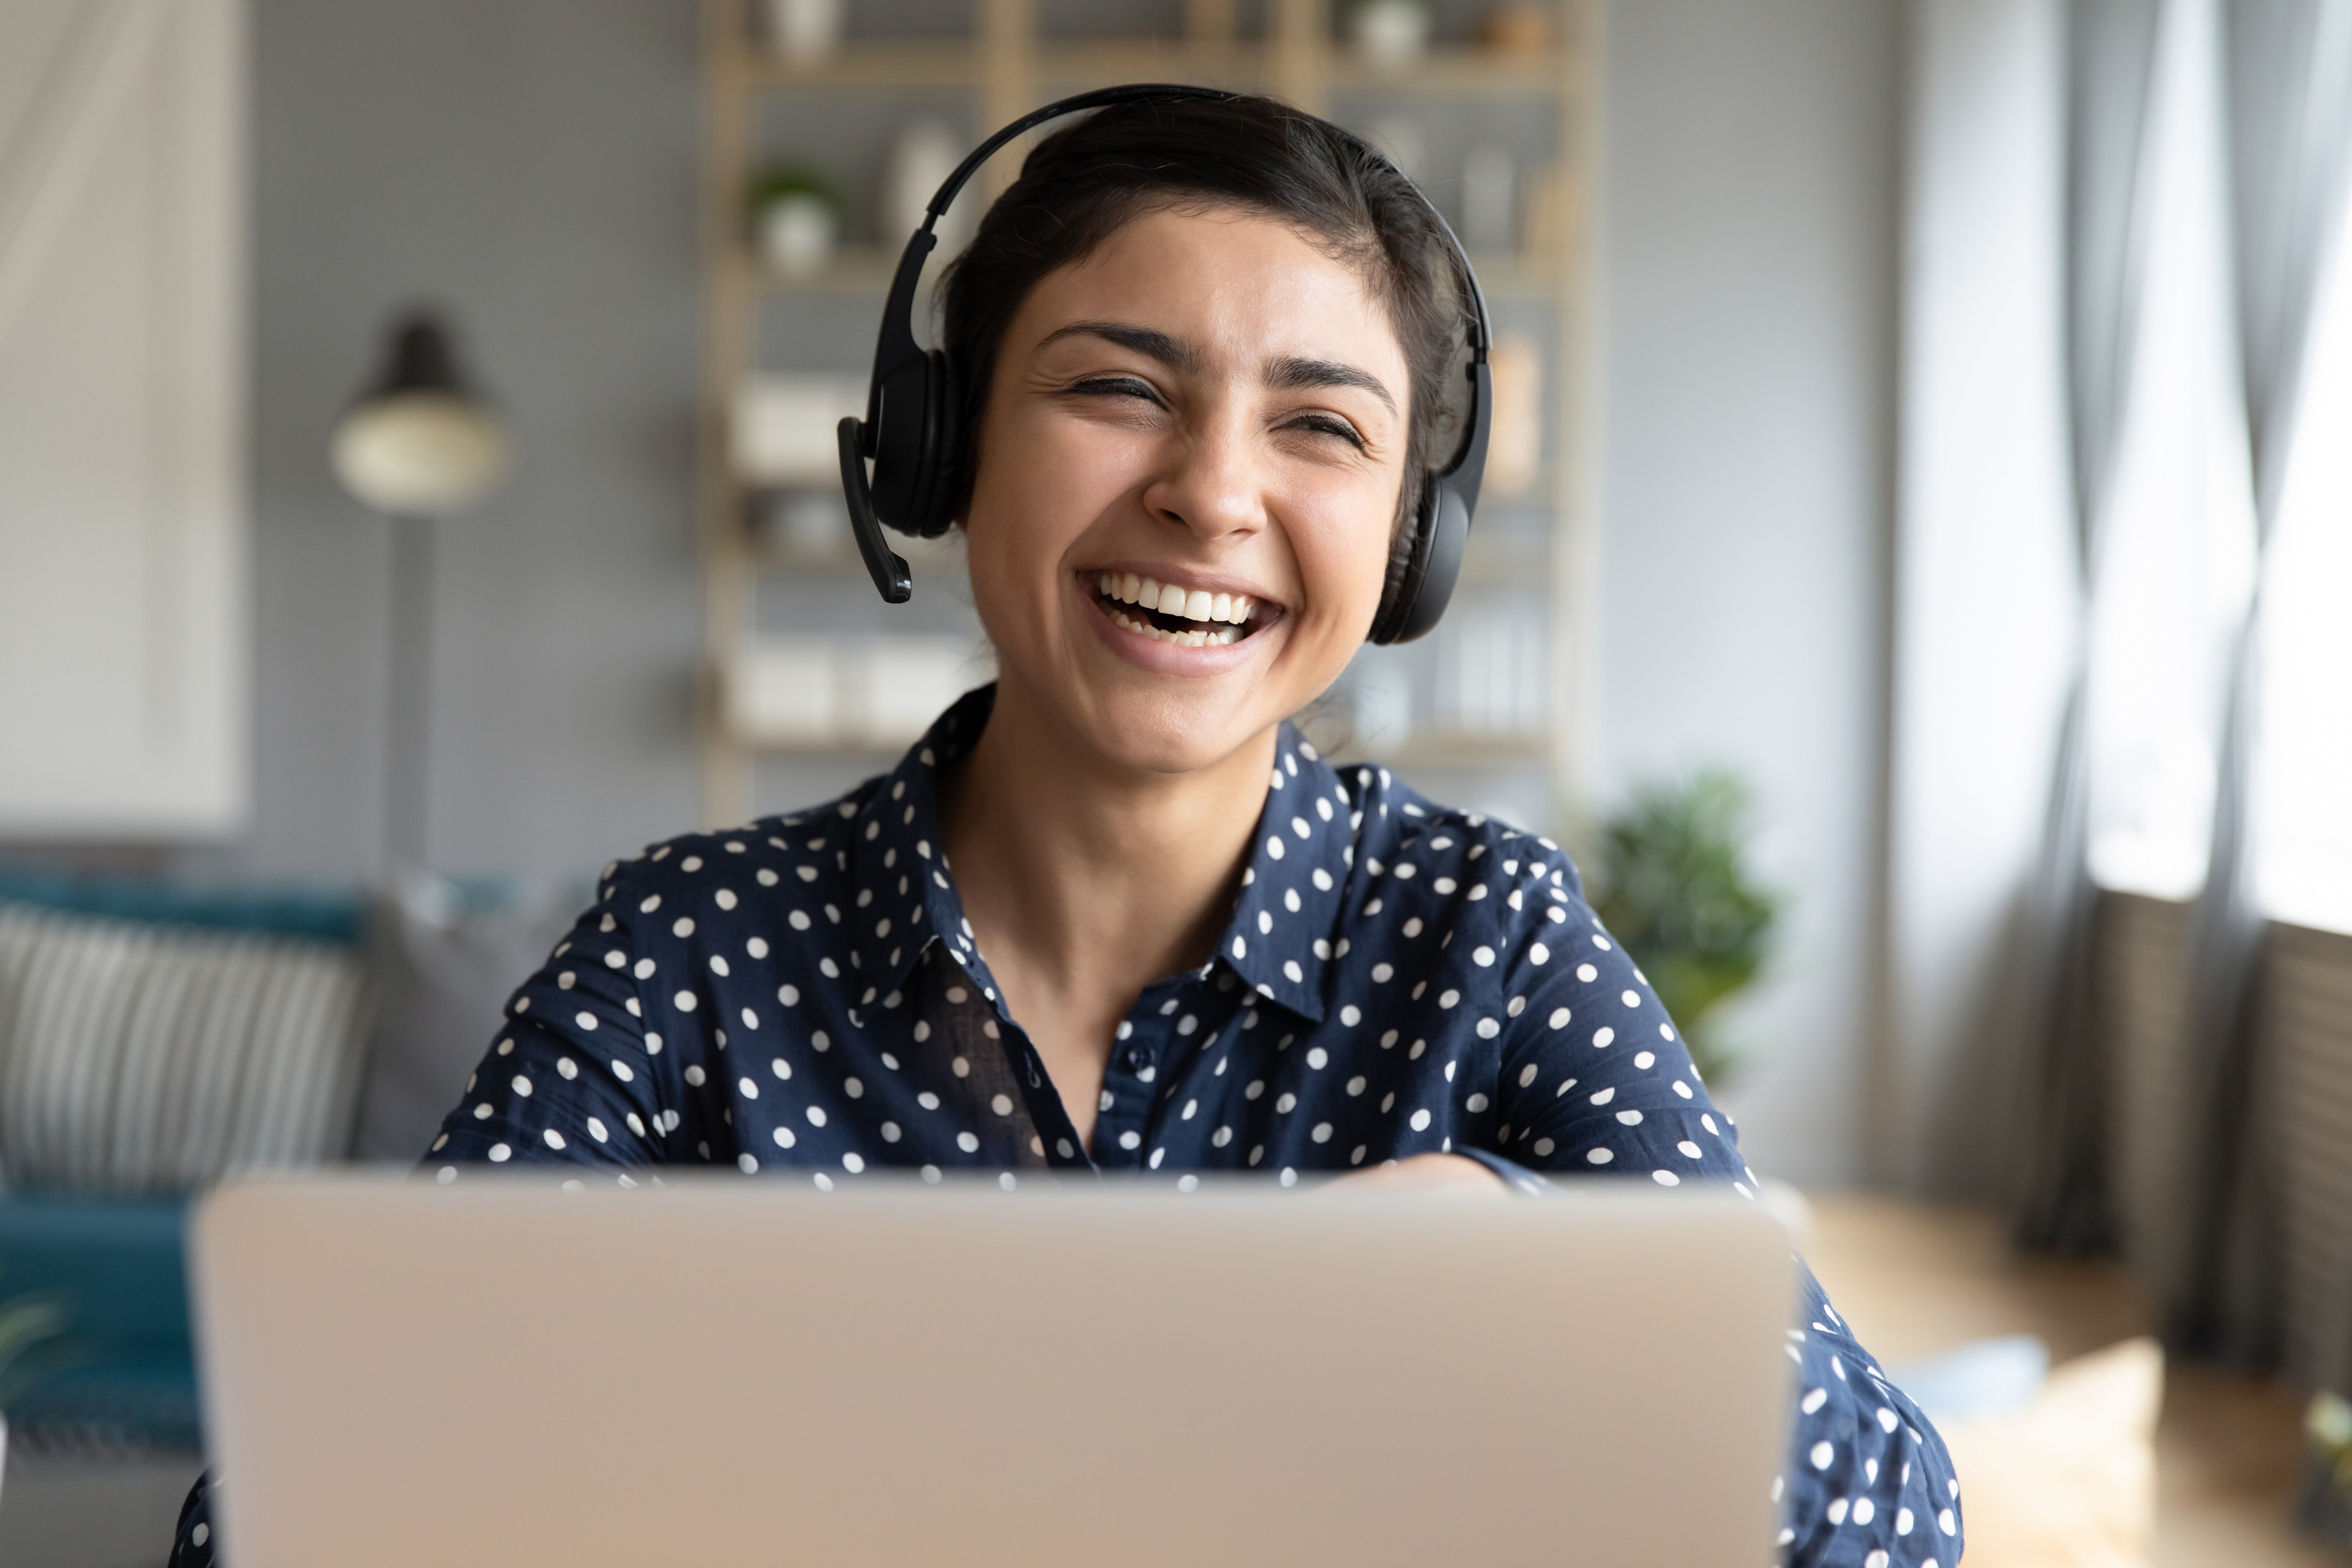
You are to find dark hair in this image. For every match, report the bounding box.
[939,94,1466,580]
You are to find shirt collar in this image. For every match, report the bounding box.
[833,685,996,1014]
[833,685,1355,1025]
[1216,729,1355,1022]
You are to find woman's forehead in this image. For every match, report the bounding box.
[1018,207,1407,377]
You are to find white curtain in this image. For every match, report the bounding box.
[1886,0,2081,1194]
[2010,0,2165,1253]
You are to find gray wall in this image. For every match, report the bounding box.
[215,0,702,884]
[1596,0,1904,1186]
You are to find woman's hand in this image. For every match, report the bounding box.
[1321,1152,1509,1194]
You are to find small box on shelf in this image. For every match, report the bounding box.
[747,489,970,579]
[725,636,990,752]
[732,375,867,488]
[725,638,839,747]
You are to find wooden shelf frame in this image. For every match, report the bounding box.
[697,0,1602,828]
[742,40,1582,97]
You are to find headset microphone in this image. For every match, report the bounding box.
[838,83,1491,643]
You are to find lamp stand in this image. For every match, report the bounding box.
[384,510,435,872]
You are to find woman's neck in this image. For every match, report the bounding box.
[942,675,1276,1005]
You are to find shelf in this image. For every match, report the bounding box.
[741,247,916,296]
[698,0,1599,831]
[741,40,979,90]
[736,39,1270,91]
[1325,47,1575,96]
[732,42,1575,98]
[753,536,969,580]
[1032,41,1271,90]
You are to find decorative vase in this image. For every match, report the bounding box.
[1348,0,1433,68]
[764,0,843,61]
[758,192,838,278]
[886,119,974,255]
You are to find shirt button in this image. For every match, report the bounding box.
[1125,1044,1152,1073]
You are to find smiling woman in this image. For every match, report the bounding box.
[170,92,1959,1568]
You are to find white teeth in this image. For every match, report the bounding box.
[1092,572,1264,639]
[1102,603,1242,646]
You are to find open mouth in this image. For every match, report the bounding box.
[1088,572,1272,649]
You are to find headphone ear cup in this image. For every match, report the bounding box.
[909,349,962,539]
[874,349,959,539]
[1370,474,1440,645]
[1369,472,1467,645]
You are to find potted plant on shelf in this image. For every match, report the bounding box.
[749,163,844,280]
[1590,768,1783,1089]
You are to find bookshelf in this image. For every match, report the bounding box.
[697,0,1600,831]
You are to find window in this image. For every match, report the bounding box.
[2086,0,2258,901]
[2253,181,2352,934]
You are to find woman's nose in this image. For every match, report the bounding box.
[1141,404,1265,542]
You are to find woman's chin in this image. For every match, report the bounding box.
[986,587,1345,781]
[1076,605,1322,760]
[1073,706,1274,779]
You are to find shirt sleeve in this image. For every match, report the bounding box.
[422,873,690,1176]
[168,1470,214,1567]
[1482,894,1966,1568]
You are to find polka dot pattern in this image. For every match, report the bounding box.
[164,686,1958,1568]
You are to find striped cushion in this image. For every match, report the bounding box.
[0,899,370,1192]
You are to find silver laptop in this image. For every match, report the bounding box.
[192,1175,1793,1567]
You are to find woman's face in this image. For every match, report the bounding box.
[960,205,1412,777]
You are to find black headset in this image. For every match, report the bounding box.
[835,83,1490,645]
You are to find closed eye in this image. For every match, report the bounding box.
[1283,413,1366,450]
[1064,375,1163,405]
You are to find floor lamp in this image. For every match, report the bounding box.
[329,311,511,873]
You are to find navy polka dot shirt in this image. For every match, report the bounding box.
[171,685,1961,1568]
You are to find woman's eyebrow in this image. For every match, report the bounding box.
[1265,355,1396,414]
[1035,320,1200,374]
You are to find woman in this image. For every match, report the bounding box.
[174,94,1958,1567]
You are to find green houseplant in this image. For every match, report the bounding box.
[1590,769,1783,1086]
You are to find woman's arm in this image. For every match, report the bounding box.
[1470,898,1964,1568]
[422,867,687,1176]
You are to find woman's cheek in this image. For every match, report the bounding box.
[1284,487,1393,636]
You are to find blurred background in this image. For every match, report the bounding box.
[2,0,2351,1563]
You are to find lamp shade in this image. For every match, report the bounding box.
[331,313,511,518]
